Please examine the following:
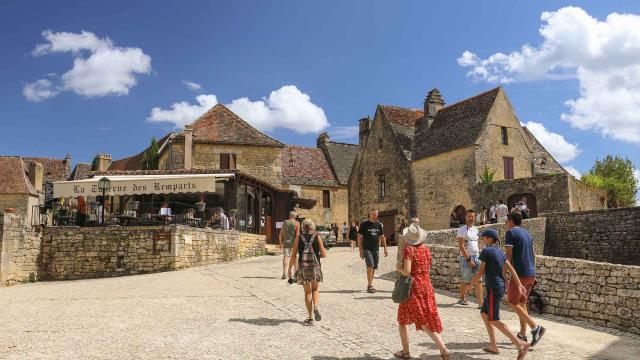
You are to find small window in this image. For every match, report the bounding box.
[501,127,508,145]
[220,153,237,169]
[503,156,514,179]
[322,190,331,208]
[378,137,383,149]
[378,174,386,199]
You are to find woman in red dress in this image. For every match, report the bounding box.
[395,224,450,359]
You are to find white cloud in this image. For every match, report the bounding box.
[524,121,580,163]
[24,30,151,101]
[182,80,202,91]
[564,166,582,179]
[148,85,329,134]
[147,94,219,128]
[330,126,359,141]
[458,7,640,144]
[22,79,59,102]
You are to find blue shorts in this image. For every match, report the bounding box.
[364,249,379,270]
[459,255,480,283]
[481,287,505,321]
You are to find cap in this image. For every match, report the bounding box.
[480,228,500,242]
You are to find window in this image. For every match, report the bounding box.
[378,174,386,199]
[501,127,508,145]
[503,156,514,179]
[322,190,331,208]
[378,137,383,149]
[220,153,237,169]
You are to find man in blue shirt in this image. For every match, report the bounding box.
[471,229,530,359]
[505,212,546,347]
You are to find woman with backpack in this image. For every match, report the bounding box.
[395,223,450,359]
[287,218,327,326]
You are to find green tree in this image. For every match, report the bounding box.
[582,155,638,208]
[91,154,100,171]
[143,137,159,170]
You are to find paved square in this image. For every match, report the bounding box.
[1,247,637,359]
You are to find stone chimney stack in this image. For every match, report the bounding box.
[423,88,445,129]
[63,154,72,174]
[358,117,371,147]
[184,125,193,169]
[97,153,112,171]
[28,161,44,193]
[316,132,330,148]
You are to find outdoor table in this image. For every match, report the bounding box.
[152,214,173,224]
[112,215,140,226]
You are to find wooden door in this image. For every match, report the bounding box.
[378,215,396,244]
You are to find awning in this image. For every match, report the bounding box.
[52,174,234,198]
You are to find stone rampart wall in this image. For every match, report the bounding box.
[423,218,546,255]
[41,226,266,280]
[0,212,42,286]
[543,206,640,265]
[425,243,640,335]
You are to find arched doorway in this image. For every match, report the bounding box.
[452,205,466,228]
[507,193,538,218]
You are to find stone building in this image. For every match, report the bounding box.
[103,104,357,243]
[350,87,606,232]
[0,157,43,226]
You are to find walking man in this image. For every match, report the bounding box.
[505,212,546,347]
[358,209,388,293]
[279,211,300,280]
[495,199,509,223]
[341,222,348,242]
[489,200,498,224]
[457,209,484,306]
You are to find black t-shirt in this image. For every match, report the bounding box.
[348,225,358,240]
[358,220,384,251]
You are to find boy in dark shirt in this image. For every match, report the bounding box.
[471,229,530,359]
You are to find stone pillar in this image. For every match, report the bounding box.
[358,117,371,147]
[184,125,193,169]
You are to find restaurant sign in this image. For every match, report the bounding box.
[52,174,233,198]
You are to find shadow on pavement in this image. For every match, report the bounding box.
[229,317,299,326]
[377,271,399,282]
[354,296,390,300]
[312,355,391,360]
[322,289,392,294]
[241,276,280,279]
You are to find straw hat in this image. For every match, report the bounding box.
[404,223,427,246]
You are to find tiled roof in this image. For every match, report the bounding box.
[522,126,567,175]
[413,87,501,159]
[23,157,70,182]
[109,133,171,171]
[379,105,424,126]
[188,104,284,147]
[0,156,37,195]
[70,163,92,180]
[322,141,358,185]
[281,146,339,187]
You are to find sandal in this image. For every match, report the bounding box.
[440,352,451,360]
[483,347,500,355]
[302,318,314,326]
[393,350,410,359]
[517,343,530,360]
[367,285,377,293]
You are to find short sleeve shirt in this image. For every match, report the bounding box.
[358,220,384,251]
[505,227,536,277]
[479,246,506,289]
[457,225,479,257]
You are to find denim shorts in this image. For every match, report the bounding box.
[364,249,379,270]
[459,255,480,283]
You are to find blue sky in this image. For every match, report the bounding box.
[1,0,639,180]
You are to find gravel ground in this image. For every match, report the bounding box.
[0,247,638,360]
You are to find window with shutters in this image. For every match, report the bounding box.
[322,190,330,208]
[378,174,386,199]
[503,156,514,179]
[220,153,237,169]
[501,127,509,145]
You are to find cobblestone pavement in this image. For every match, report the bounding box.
[1,247,638,360]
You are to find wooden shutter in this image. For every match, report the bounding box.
[322,190,330,208]
[231,154,237,169]
[220,153,230,169]
[503,157,514,179]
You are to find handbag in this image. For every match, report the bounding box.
[392,275,413,303]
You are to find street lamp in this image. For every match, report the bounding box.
[97,177,111,226]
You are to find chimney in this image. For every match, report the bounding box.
[97,153,112,171]
[423,88,445,129]
[316,132,330,148]
[63,153,72,174]
[358,117,371,147]
[184,125,193,169]
[28,161,44,193]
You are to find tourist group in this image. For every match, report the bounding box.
[278,208,545,360]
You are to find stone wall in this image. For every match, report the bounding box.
[544,207,640,265]
[423,218,546,255]
[288,185,348,227]
[0,194,40,227]
[425,243,640,335]
[41,226,266,280]
[568,176,607,211]
[0,212,42,286]
[412,147,476,230]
